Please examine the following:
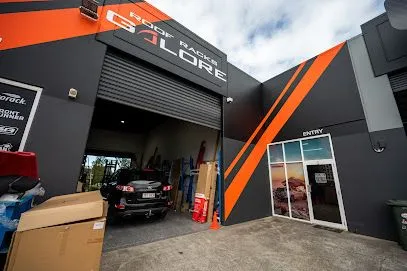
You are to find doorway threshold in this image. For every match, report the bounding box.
[313,224,344,233]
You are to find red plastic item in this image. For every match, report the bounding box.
[192,194,208,223]
[0,151,39,179]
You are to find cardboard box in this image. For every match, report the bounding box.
[192,162,217,223]
[6,191,107,271]
[195,163,216,198]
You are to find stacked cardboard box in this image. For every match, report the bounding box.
[5,191,107,271]
[192,162,217,223]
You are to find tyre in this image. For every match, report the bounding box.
[107,205,120,224]
[158,210,168,219]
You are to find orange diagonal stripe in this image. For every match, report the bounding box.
[0,2,171,51]
[224,62,306,179]
[224,42,345,219]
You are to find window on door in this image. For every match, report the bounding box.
[306,164,342,224]
[301,137,332,160]
[268,141,310,221]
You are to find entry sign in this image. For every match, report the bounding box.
[315,173,327,184]
[0,80,40,152]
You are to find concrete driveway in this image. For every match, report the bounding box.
[102,217,407,271]
[103,211,208,252]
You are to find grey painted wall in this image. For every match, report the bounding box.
[348,35,403,132]
[143,118,219,165]
[223,63,267,224]
[224,63,262,142]
[264,47,366,141]
[0,36,106,199]
[332,126,407,240]
[255,43,407,240]
[223,138,271,225]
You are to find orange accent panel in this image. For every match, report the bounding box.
[224,42,345,220]
[0,2,171,51]
[224,62,306,179]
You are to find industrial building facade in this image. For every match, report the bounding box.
[1,0,407,241]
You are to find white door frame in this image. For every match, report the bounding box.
[303,159,348,230]
[267,134,348,230]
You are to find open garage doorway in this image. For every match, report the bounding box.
[79,98,221,251]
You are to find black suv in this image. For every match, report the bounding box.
[101,168,172,219]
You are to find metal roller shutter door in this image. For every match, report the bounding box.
[389,69,407,93]
[97,50,222,130]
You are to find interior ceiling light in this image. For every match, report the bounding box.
[120,120,125,124]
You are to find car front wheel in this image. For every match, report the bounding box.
[158,210,168,219]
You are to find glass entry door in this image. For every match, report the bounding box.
[304,162,345,228]
[267,134,347,230]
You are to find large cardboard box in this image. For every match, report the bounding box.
[6,191,107,271]
[192,162,217,223]
[195,163,216,198]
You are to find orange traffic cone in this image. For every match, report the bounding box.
[209,210,221,230]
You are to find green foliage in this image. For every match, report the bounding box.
[84,156,131,192]
[117,158,131,168]
[93,156,107,167]
[91,164,105,186]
